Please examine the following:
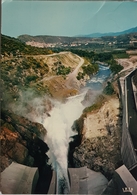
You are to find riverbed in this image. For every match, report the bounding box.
[43,65,111,194]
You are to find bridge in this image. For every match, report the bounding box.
[1,69,137,194]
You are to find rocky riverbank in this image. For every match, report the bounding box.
[71,58,137,180]
[72,95,123,180]
[0,51,97,172]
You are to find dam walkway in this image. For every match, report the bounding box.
[48,166,108,194]
[1,164,108,194]
[1,164,137,194]
[1,162,39,194]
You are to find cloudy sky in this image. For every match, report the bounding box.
[2,0,137,38]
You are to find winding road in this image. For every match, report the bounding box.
[65,55,84,88]
[38,52,84,88]
[117,58,137,73]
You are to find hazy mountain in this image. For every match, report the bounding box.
[18,26,137,44]
[18,34,90,44]
[76,26,137,38]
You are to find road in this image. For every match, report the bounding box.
[40,75,58,82]
[38,52,84,85]
[65,55,84,88]
[117,57,137,73]
[126,71,137,180]
[126,73,137,152]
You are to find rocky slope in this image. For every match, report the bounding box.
[1,51,85,108]
[1,35,99,173]
[0,109,49,172]
[72,61,137,180]
[37,52,82,100]
[72,95,123,180]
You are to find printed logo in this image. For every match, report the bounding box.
[122,187,133,193]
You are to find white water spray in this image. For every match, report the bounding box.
[43,94,86,194]
[10,65,110,194]
[42,65,111,193]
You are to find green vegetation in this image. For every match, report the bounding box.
[70,49,95,59]
[83,95,105,113]
[82,63,98,76]
[1,54,50,108]
[112,50,129,59]
[77,72,85,80]
[65,50,99,80]
[25,75,39,84]
[69,49,124,75]
[109,59,123,74]
[70,49,112,64]
[56,65,71,76]
[103,82,115,95]
[77,63,99,80]
[1,34,53,56]
[93,52,113,62]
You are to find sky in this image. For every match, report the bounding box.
[1,0,137,38]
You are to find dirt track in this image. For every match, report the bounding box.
[117,56,137,73]
[37,52,84,100]
[65,55,84,88]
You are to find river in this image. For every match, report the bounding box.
[43,65,111,194]
[86,65,111,90]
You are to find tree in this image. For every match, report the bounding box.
[110,60,123,74]
[103,82,115,95]
[82,64,98,76]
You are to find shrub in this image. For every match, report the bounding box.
[25,75,38,83]
[82,63,98,76]
[77,72,85,80]
[103,82,115,95]
[83,95,105,113]
[110,62,123,74]
[56,65,71,75]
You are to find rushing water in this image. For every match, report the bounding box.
[86,65,111,90]
[43,65,111,194]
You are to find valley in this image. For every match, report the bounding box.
[18,27,137,52]
[1,31,137,194]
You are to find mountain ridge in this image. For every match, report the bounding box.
[18,26,137,43]
[75,26,137,38]
[17,26,137,46]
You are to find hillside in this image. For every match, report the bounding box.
[18,34,87,44]
[1,34,53,56]
[0,35,86,171]
[18,27,137,43]
[1,35,93,109]
[1,34,127,111]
